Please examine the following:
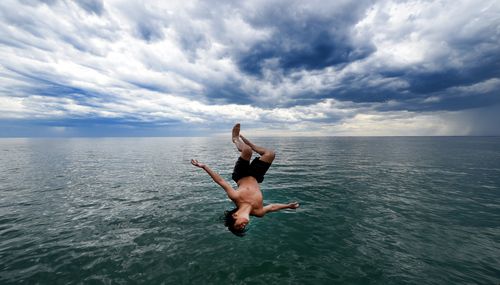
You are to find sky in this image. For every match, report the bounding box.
[0,0,499,137]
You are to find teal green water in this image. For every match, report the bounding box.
[0,137,499,284]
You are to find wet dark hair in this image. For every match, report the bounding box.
[221,208,248,237]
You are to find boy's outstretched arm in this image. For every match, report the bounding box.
[263,202,300,214]
[191,159,238,200]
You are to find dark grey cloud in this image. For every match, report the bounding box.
[76,0,104,15]
[19,0,58,6]
[136,21,164,42]
[234,1,375,75]
[114,1,169,42]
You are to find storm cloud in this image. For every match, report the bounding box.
[0,0,499,136]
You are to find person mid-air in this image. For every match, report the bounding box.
[191,123,299,236]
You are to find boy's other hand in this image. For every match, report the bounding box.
[191,159,206,168]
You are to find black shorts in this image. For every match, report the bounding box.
[232,157,271,183]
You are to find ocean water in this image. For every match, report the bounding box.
[0,137,499,284]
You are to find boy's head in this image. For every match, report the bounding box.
[223,208,248,237]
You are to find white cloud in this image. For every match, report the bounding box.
[354,0,500,71]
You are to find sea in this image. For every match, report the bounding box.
[0,137,499,284]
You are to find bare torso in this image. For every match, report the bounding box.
[234,176,265,216]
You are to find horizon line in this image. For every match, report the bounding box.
[1,135,499,139]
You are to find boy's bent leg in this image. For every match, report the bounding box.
[240,134,275,164]
[232,123,252,161]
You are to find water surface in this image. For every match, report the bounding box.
[0,137,499,284]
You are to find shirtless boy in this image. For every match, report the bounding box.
[191,123,299,236]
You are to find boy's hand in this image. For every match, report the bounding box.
[288,202,300,209]
[191,159,206,168]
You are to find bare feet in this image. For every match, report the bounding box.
[232,123,240,143]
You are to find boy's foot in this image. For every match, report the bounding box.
[232,123,241,143]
